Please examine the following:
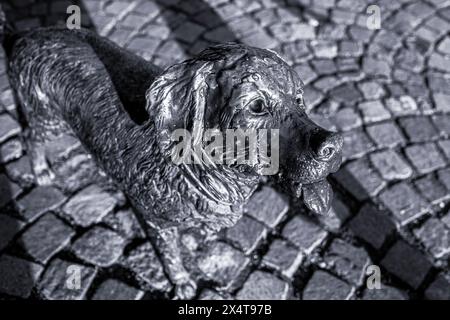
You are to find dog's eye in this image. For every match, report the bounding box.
[248,100,268,115]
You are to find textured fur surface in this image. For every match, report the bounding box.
[7,27,342,298]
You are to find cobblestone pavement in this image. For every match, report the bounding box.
[0,0,450,300]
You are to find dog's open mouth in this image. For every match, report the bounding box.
[295,180,333,215]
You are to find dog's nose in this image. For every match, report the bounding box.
[310,130,343,161]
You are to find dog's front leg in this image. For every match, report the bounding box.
[155,226,197,299]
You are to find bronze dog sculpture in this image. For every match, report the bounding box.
[6,27,342,299]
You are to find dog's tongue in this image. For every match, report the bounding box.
[302,180,333,215]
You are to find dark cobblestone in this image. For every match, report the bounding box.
[381,240,432,289]
[236,271,290,300]
[332,108,362,131]
[0,214,24,251]
[91,279,144,300]
[38,258,96,300]
[18,213,75,264]
[424,273,450,300]
[17,186,66,221]
[62,185,117,227]
[0,255,43,298]
[358,100,391,124]
[349,204,396,251]
[303,270,352,300]
[432,114,450,137]
[72,227,127,267]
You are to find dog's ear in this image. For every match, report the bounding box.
[145,60,216,155]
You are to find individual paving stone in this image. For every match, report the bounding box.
[358,100,391,123]
[334,159,386,202]
[363,57,390,78]
[72,227,126,267]
[18,213,75,264]
[438,168,450,191]
[323,239,371,285]
[438,139,450,161]
[236,271,290,300]
[244,186,288,228]
[0,113,21,144]
[432,115,450,137]
[103,208,145,240]
[38,258,96,300]
[437,37,450,54]
[340,129,375,160]
[241,30,277,49]
[197,241,250,290]
[5,155,34,186]
[62,185,117,227]
[366,122,406,148]
[332,108,362,131]
[17,186,66,221]
[91,279,144,300]
[432,93,450,112]
[225,215,267,254]
[262,239,303,278]
[398,117,439,143]
[405,143,446,174]
[119,242,171,292]
[0,255,43,298]
[0,214,25,251]
[282,215,327,253]
[379,182,429,225]
[361,285,407,300]
[385,96,418,116]
[370,150,413,181]
[338,40,363,57]
[303,270,352,300]
[311,40,337,59]
[428,52,450,73]
[357,81,385,100]
[425,273,450,300]
[349,204,396,251]
[0,138,23,163]
[381,240,432,289]
[0,173,22,208]
[174,21,205,43]
[414,174,449,204]
[414,218,450,259]
[293,63,317,85]
[329,83,362,104]
[310,59,337,76]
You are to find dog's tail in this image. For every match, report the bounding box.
[0,4,19,57]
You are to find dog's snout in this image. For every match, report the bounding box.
[310,130,343,161]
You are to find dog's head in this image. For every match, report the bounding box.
[145,44,342,215]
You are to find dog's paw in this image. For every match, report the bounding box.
[35,167,55,186]
[174,277,197,300]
